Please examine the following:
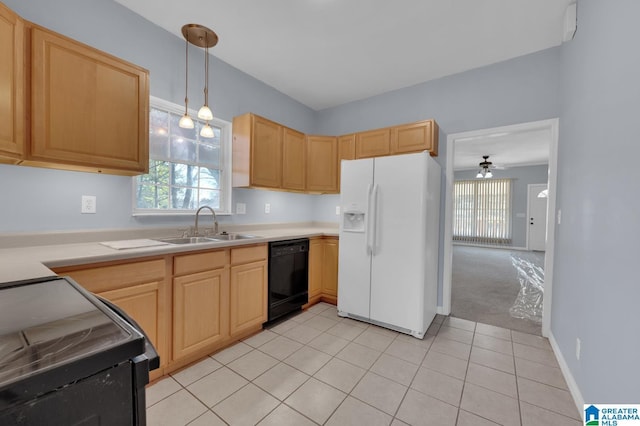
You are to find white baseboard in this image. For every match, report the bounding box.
[548,331,584,419]
[436,306,446,315]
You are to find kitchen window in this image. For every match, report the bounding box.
[453,178,512,245]
[132,97,231,215]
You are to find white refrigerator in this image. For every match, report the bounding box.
[337,151,441,338]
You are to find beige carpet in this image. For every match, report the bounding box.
[451,245,544,336]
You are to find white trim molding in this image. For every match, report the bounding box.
[549,331,585,419]
[442,118,559,338]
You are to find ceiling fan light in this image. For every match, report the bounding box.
[484,170,493,178]
[476,170,484,178]
[179,113,194,129]
[197,105,213,121]
[200,122,214,138]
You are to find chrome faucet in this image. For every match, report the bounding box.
[194,206,218,236]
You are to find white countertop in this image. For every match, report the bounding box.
[0,225,338,283]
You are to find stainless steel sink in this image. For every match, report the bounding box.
[156,237,219,245]
[209,233,259,241]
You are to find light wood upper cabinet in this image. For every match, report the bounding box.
[232,112,439,194]
[337,134,355,189]
[0,3,24,164]
[233,113,283,188]
[355,128,391,159]
[28,25,149,175]
[306,135,338,193]
[229,245,268,338]
[391,119,439,156]
[282,127,306,190]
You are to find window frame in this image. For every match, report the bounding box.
[131,96,232,216]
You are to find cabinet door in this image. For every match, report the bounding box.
[0,4,24,163]
[30,26,149,174]
[251,115,282,187]
[390,120,438,156]
[282,127,306,190]
[98,282,166,380]
[306,136,338,193]
[355,128,390,159]
[230,260,268,338]
[173,268,230,359]
[337,134,355,190]
[321,238,339,300]
[308,238,323,301]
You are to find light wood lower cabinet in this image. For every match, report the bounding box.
[172,250,230,360]
[307,237,339,306]
[53,258,169,380]
[308,238,324,301]
[321,238,339,302]
[229,245,268,339]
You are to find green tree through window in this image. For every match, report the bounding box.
[133,99,230,213]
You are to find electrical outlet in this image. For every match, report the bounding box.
[576,337,581,360]
[236,203,246,214]
[81,195,96,214]
[335,206,341,215]
[264,203,271,214]
[557,209,562,224]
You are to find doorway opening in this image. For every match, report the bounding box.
[442,119,559,337]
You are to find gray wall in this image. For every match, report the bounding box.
[553,0,640,403]
[455,165,548,248]
[316,48,562,307]
[0,0,318,233]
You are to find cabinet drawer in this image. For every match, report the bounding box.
[231,244,268,265]
[174,249,229,276]
[58,259,165,293]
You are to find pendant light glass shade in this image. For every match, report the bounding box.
[484,170,493,178]
[197,105,213,121]
[476,170,484,179]
[179,114,194,129]
[200,122,214,138]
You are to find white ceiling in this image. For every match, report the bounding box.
[453,128,550,171]
[114,0,572,111]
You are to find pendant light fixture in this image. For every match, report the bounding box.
[476,155,494,179]
[178,31,194,129]
[180,24,218,137]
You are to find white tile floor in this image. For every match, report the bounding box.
[146,303,581,426]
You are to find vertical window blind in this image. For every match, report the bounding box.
[454,178,512,245]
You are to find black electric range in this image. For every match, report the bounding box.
[0,275,157,425]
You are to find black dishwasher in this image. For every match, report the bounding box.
[268,239,309,322]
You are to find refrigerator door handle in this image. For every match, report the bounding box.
[366,183,373,254]
[371,184,379,255]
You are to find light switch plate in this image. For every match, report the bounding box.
[236,203,246,214]
[335,206,341,215]
[264,203,271,214]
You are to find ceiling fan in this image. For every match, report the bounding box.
[475,155,505,178]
